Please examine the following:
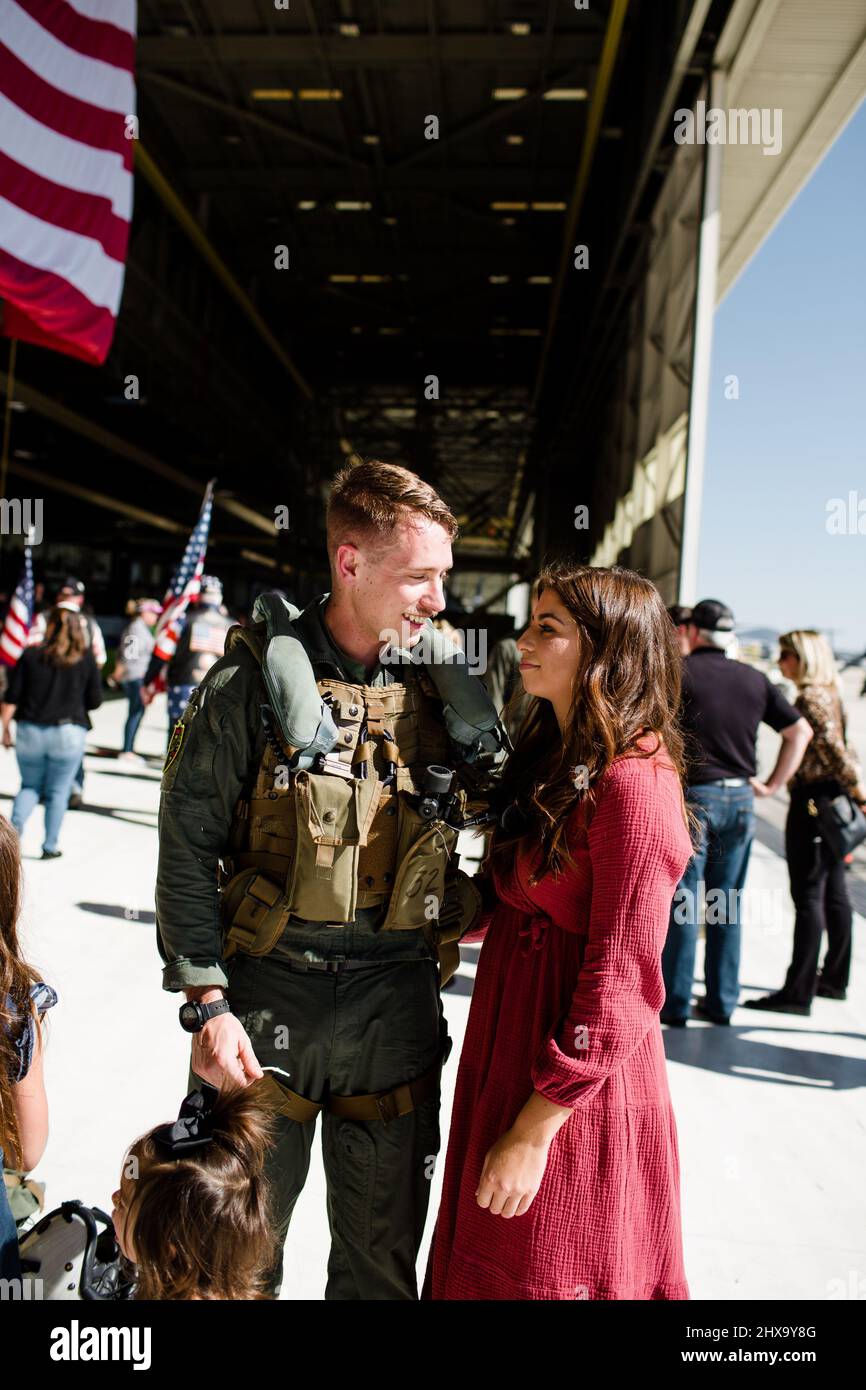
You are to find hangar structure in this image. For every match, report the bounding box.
[0,0,864,624]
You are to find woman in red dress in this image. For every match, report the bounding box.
[424,561,694,1300]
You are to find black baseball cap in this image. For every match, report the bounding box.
[690,599,735,632]
[667,604,693,627]
[58,576,85,596]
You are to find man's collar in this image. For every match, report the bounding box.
[295,593,382,684]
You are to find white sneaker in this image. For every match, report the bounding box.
[118,751,143,765]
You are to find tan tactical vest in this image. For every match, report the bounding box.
[219,627,485,983]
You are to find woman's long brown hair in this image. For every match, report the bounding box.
[0,816,44,1167]
[124,1082,279,1301]
[39,607,87,668]
[485,561,695,883]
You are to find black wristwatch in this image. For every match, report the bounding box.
[179,998,231,1033]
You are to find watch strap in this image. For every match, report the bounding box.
[201,998,231,1025]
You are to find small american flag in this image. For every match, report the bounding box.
[151,478,215,670]
[0,0,137,365]
[0,543,34,666]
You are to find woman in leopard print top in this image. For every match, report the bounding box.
[788,682,863,796]
[746,631,865,1015]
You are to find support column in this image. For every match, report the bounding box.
[678,68,725,605]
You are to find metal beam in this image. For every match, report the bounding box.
[134,144,314,401]
[137,35,600,68]
[531,0,631,411]
[678,69,724,606]
[391,65,592,171]
[6,460,187,534]
[139,72,358,167]
[0,370,277,535]
[551,0,716,434]
[180,167,574,194]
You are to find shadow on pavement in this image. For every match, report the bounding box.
[661,1020,864,1089]
[78,902,156,925]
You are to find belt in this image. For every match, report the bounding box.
[693,777,749,788]
[271,949,422,973]
[258,1041,448,1125]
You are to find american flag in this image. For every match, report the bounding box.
[150,478,215,671]
[0,0,136,365]
[0,543,34,666]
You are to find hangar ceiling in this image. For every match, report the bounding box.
[1,0,737,600]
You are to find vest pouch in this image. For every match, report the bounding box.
[286,770,382,923]
[380,794,459,931]
[221,867,291,957]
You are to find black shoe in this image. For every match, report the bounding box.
[816,981,847,1000]
[743,992,811,1016]
[660,1014,688,1027]
[692,1001,731,1026]
[68,793,84,810]
[41,849,62,860]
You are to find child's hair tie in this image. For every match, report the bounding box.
[152,1084,219,1155]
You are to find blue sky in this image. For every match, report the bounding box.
[698,97,866,653]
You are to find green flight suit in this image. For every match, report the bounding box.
[156,593,452,1299]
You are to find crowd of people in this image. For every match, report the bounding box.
[0,460,863,1300]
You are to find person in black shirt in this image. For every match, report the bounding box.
[661,600,812,1025]
[1,608,103,859]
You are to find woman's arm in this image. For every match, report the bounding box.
[529,757,684,1110]
[1,700,16,747]
[13,1018,49,1171]
[798,688,863,797]
[459,866,497,943]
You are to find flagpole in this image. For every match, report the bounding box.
[0,337,18,539]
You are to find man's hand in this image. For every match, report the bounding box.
[2,727,13,749]
[191,1010,263,1089]
[749,777,776,797]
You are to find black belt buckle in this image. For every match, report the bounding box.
[286,952,348,973]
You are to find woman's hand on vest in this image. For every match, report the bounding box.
[191,1013,264,1089]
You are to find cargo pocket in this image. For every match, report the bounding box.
[333,1121,376,1251]
[286,771,381,922]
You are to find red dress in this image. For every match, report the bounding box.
[423,742,693,1300]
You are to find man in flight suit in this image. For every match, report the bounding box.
[155,461,506,1299]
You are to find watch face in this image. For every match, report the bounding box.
[179,1003,200,1031]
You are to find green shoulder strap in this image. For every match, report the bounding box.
[246,591,510,769]
[248,592,339,768]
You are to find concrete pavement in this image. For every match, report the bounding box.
[1,672,864,1301]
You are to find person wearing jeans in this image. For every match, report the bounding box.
[745,631,866,1015]
[661,599,812,1026]
[663,781,756,1022]
[1,607,102,859]
[10,722,87,854]
[27,578,106,808]
[113,598,159,761]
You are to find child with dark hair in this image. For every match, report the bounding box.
[0,815,56,1279]
[111,1082,278,1300]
